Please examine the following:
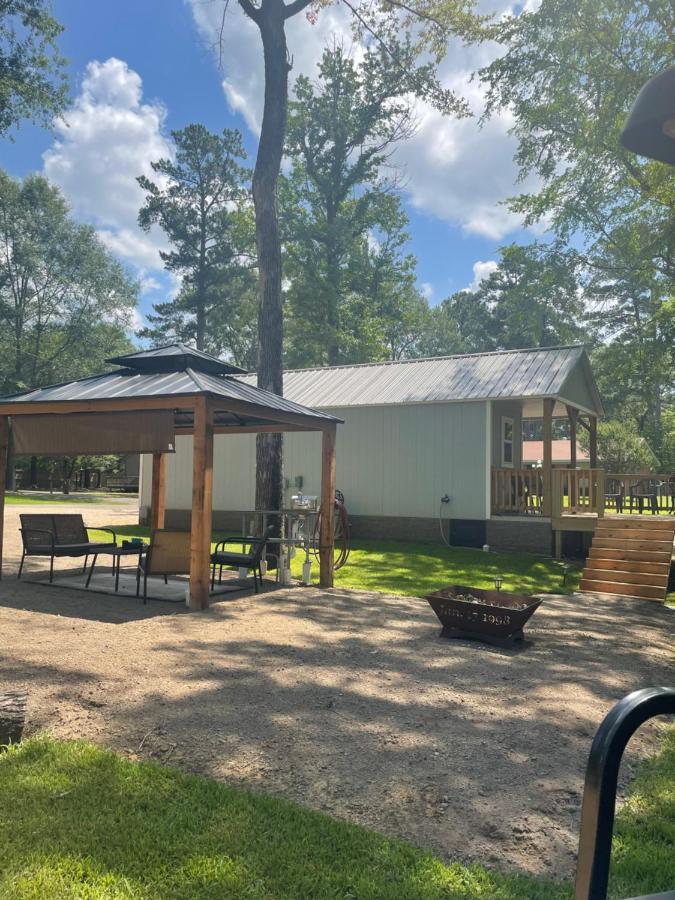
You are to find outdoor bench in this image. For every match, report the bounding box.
[18,513,117,582]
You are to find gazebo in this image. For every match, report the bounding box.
[0,344,341,609]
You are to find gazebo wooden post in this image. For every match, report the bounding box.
[150,452,166,531]
[566,405,578,469]
[189,397,214,610]
[589,416,598,468]
[542,398,554,517]
[0,417,8,579]
[319,424,337,588]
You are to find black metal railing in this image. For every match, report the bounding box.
[574,686,675,900]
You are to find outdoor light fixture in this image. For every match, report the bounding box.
[620,65,675,165]
[494,575,503,592]
[560,562,570,588]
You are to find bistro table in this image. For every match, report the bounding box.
[86,541,147,592]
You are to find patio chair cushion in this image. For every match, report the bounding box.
[211,550,255,568]
[53,542,116,557]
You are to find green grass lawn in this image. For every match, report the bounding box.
[0,732,673,899]
[88,524,581,596]
[5,492,130,505]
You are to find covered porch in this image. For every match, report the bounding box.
[490,394,602,520]
[0,345,341,610]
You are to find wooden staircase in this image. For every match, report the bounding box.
[580,517,675,602]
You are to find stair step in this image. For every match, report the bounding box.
[584,558,670,576]
[598,516,675,530]
[580,567,667,587]
[588,547,672,563]
[594,527,674,542]
[579,579,665,601]
[580,517,674,603]
[591,537,673,553]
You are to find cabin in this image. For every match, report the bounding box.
[140,345,605,557]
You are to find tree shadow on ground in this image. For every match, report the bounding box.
[0,581,672,881]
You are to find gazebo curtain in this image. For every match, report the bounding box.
[12,411,175,456]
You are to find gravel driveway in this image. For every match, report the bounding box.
[0,500,673,879]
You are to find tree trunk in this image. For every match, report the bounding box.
[196,201,207,350]
[0,690,27,747]
[5,428,15,491]
[325,211,341,365]
[251,0,289,524]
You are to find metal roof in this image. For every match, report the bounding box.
[241,346,603,414]
[107,343,247,376]
[0,365,339,426]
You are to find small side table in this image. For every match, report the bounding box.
[86,542,147,591]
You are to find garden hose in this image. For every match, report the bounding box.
[313,492,351,570]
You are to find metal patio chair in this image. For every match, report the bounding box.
[629,478,659,515]
[604,478,624,514]
[210,525,274,593]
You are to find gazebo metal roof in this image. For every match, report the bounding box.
[0,345,341,431]
[107,343,247,376]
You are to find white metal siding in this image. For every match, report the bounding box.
[141,400,488,521]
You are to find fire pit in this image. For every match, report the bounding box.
[425,584,542,647]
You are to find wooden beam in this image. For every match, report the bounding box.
[0,396,195,416]
[589,416,598,469]
[319,424,337,588]
[0,417,7,580]
[150,452,166,531]
[542,398,554,517]
[175,423,319,436]
[189,397,214,610]
[566,405,578,469]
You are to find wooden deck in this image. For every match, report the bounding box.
[492,467,675,523]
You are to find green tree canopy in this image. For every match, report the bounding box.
[282,42,433,367]
[138,124,255,354]
[428,243,585,355]
[578,420,658,473]
[0,0,68,136]
[0,170,137,395]
[479,0,674,466]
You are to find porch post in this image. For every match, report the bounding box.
[319,424,337,588]
[150,452,166,531]
[189,397,213,610]
[589,416,598,469]
[542,398,554,517]
[0,417,7,579]
[566,405,578,469]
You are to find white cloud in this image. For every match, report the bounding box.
[466,259,498,291]
[420,282,434,300]
[189,1,355,136]
[139,274,162,294]
[43,57,172,271]
[187,1,535,242]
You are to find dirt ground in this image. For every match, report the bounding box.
[1,500,673,880]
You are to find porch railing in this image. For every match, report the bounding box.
[492,468,675,518]
[491,467,544,515]
[553,468,605,517]
[603,473,675,515]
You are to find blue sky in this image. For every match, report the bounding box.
[0,0,533,325]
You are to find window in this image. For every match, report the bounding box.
[501,416,514,467]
